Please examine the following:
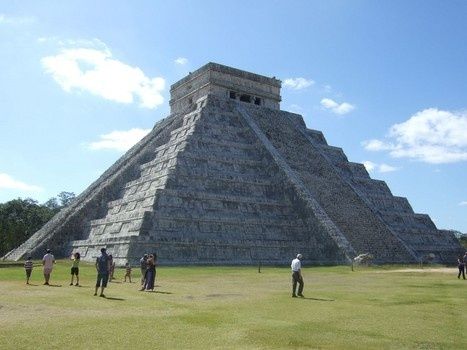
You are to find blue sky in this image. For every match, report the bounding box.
[1,1,466,232]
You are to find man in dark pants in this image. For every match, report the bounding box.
[291,253,304,297]
[94,248,111,297]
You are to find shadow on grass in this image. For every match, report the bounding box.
[145,290,173,294]
[104,297,125,301]
[46,284,62,287]
[300,297,335,302]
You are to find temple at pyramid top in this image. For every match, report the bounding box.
[169,62,282,113]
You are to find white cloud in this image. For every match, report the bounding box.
[362,139,394,151]
[379,163,398,173]
[320,98,355,115]
[363,161,376,172]
[0,173,43,192]
[88,128,151,152]
[283,77,314,90]
[0,14,35,25]
[42,48,165,109]
[363,108,467,164]
[174,57,188,65]
[362,161,399,173]
[459,201,467,206]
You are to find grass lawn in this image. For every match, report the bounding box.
[0,261,465,349]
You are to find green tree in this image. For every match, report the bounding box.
[57,191,76,207]
[0,198,56,256]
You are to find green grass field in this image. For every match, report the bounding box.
[0,261,466,349]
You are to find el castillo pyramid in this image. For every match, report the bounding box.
[4,63,463,265]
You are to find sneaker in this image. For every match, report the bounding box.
[44,282,49,285]
[100,294,106,298]
[75,283,79,286]
[93,293,97,296]
[298,294,304,298]
[70,283,73,286]
[292,294,297,298]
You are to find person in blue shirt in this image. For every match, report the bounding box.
[94,248,111,297]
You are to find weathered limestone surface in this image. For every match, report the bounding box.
[3,62,463,265]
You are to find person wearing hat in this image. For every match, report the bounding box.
[42,249,55,285]
[291,253,304,298]
[94,248,111,297]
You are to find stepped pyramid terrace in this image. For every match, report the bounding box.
[3,63,463,265]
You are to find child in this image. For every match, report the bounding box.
[24,257,33,284]
[70,252,80,286]
[124,262,132,283]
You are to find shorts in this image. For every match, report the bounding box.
[25,270,32,278]
[96,273,109,288]
[43,267,53,275]
[71,267,79,275]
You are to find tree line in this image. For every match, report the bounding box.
[0,192,75,257]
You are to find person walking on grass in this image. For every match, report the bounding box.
[291,253,304,298]
[124,262,132,283]
[24,256,33,284]
[42,249,55,285]
[70,252,80,286]
[94,248,111,297]
[457,255,465,280]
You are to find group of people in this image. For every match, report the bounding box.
[23,248,157,298]
[23,250,466,299]
[24,248,57,285]
[457,252,467,279]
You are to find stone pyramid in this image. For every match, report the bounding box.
[4,63,463,265]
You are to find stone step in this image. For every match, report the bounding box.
[151,213,307,232]
[351,178,393,196]
[158,188,291,207]
[185,134,260,151]
[175,152,265,167]
[317,144,348,163]
[172,167,275,185]
[139,153,179,171]
[154,200,300,222]
[305,129,327,145]
[124,168,171,189]
[347,162,370,179]
[90,209,150,227]
[166,174,277,197]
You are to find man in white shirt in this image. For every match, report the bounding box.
[291,253,304,298]
[42,249,55,285]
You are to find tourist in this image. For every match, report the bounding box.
[70,252,80,286]
[94,248,111,297]
[108,254,115,281]
[124,262,132,283]
[457,255,465,280]
[24,256,33,284]
[291,253,304,297]
[140,254,148,286]
[42,249,55,285]
[141,253,156,291]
